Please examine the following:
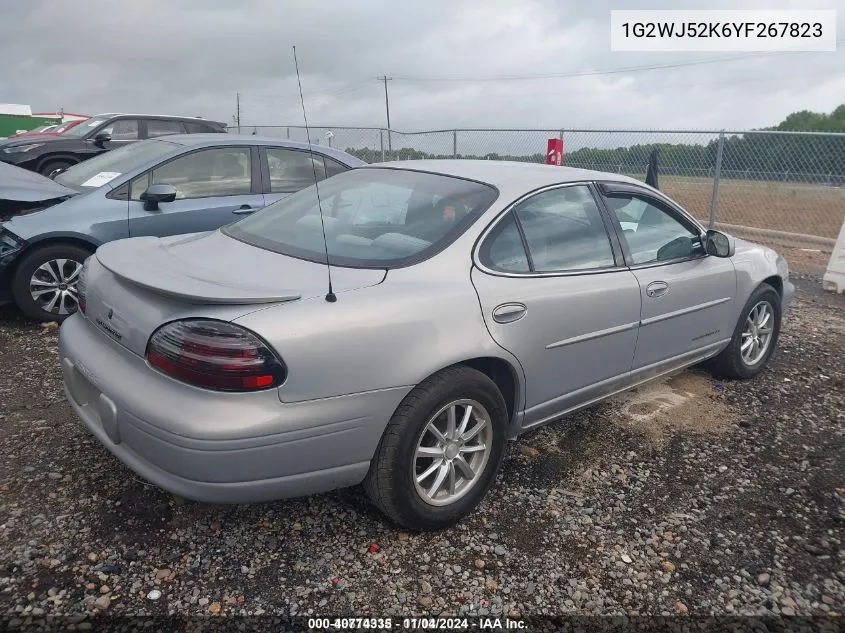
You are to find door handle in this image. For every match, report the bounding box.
[646,281,669,298]
[232,205,256,215]
[492,303,527,324]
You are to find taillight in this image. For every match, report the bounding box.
[146,320,286,392]
[77,257,90,315]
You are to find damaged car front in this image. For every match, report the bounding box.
[0,163,82,304]
[0,161,80,222]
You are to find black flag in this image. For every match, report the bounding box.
[645,148,659,189]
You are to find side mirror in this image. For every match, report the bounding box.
[140,183,177,211]
[93,130,112,146]
[47,167,67,180]
[705,229,735,258]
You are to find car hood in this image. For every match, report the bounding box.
[0,161,77,202]
[0,162,78,221]
[0,135,65,148]
[95,230,387,304]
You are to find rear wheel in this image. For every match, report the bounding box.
[38,158,75,178]
[708,283,781,379]
[11,243,92,322]
[364,366,507,530]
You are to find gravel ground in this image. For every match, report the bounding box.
[0,272,843,622]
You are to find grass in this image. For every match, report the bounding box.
[631,175,844,239]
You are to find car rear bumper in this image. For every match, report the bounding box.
[59,313,410,503]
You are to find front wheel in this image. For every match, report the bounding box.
[364,366,508,530]
[38,158,75,178]
[11,243,92,322]
[709,283,782,379]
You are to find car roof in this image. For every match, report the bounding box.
[159,134,365,164]
[363,159,648,190]
[93,113,225,124]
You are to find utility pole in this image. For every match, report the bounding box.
[378,75,393,152]
[235,92,241,132]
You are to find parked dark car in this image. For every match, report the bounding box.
[0,135,364,321]
[0,113,226,176]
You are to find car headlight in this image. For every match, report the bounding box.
[0,229,25,260]
[2,143,44,154]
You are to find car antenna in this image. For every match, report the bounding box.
[293,45,336,303]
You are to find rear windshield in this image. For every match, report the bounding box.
[224,167,498,268]
[55,139,178,189]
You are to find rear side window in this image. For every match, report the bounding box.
[479,214,530,273]
[266,148,328,192]
[480,185,615,273]
[146,119,185,138]
[515,186,615,272]
[184,121,220,134]
[325,157,349,178]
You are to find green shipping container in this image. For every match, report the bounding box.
[0,114,62,138]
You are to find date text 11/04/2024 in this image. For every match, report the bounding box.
[307,617,528,630]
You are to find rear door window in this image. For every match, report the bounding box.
[266,148,328,192]
[146,119,186,138]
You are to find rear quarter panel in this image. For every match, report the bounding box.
[233,253,524,409]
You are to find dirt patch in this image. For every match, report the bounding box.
[609,370,734,443]
[657,177,845,240]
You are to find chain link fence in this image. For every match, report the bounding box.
[232,125,845,254]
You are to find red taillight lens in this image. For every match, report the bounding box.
[146,320,286,392]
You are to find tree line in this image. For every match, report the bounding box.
[344,105,845,183]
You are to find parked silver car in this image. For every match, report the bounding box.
[59,160,793,530]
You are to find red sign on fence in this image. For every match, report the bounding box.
[546,138,563,165]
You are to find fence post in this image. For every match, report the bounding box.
[559,130,564,163]
[380,130,385,162]
[286,127,290,140]
[453,130,457,159]
[708,130,725,229]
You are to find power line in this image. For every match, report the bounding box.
[393,41,845,83]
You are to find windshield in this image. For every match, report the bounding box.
[224,168,498,268]
[53,121,79,134]
[55,139,179,188]
[61,117,107,138]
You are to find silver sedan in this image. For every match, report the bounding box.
[59,160,794,530]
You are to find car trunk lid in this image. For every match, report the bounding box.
[86,230,386,356]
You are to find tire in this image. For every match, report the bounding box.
[11,243,92,323]
[364,366,508,531]
[708,283,782,379]
[38,158,75,177]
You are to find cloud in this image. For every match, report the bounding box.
[1,0,842,134]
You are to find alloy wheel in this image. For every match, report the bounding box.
[741,300,774,366]
[412,398,493,507]
[29,258,82,316]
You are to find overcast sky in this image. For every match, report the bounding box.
[1,0,843,133]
